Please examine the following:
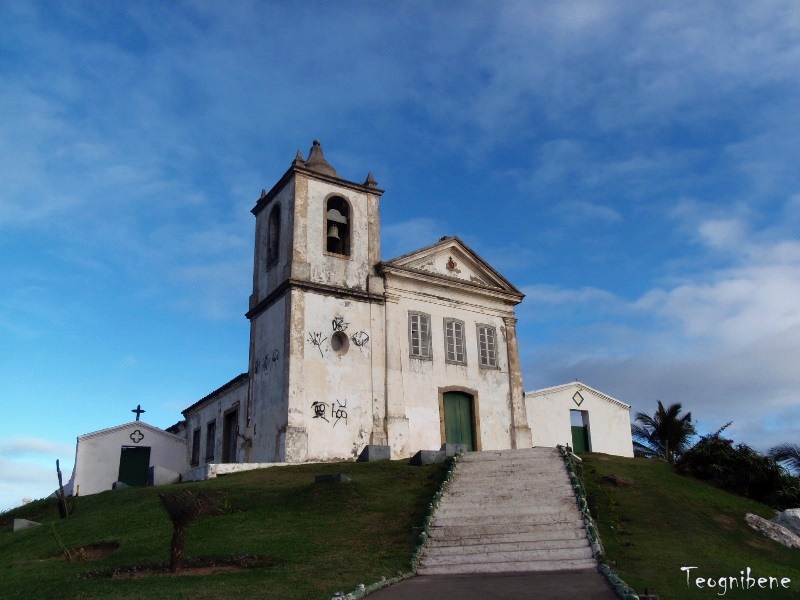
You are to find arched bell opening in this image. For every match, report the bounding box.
[325,196,351,256]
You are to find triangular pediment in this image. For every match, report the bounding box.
[77,421,186,443]
[526,381,631,411]
[380,236,522,299]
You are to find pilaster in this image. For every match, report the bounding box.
[504,316,533,448]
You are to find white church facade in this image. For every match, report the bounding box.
[67,141,632,495]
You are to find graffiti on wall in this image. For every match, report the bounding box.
[307,332,328,357]
[311,401,328,422]
[254,348,280,374]
[311,399,348,427]
[351,331,369,347]
[307,315,370,357]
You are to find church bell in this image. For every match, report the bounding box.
[327,222,341,241]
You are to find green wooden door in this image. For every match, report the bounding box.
[443,392,475,450]
[571,426,590,453]
[117,446,151,486]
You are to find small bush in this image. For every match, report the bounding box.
[677,434,800,509]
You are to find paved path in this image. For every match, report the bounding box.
[366,570,618,599]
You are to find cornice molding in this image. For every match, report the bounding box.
[379,263,523,306]
[246,278,384,320]
[252,165,384,217]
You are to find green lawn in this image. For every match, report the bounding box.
[7,453,797,600]
[580,453,800,599]
[1,460,447,600]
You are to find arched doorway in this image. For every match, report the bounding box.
[442,391,475,451]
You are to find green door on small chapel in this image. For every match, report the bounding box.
[571,426,590,453]
[443,391,475,450]
[117,446,151,487]
[570,410,591,453]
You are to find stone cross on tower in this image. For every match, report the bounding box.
[131,404,145,421]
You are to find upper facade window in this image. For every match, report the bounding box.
[267,204,280,268]
[205,421,216,462]
[444,318,466,364]
[325,196,351,256]
[409,312,431,359]
[477,324,498,368]
[190,428,201,467]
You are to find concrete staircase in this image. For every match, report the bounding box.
[417,447,596,575]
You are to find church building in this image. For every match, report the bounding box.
[67,141,633,495]
[181,140,533,474]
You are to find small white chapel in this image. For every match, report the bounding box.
[67,141,633,496]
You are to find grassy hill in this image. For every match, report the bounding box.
[581,453,800,599]
[4,454,799,599]
[1,460,447,600]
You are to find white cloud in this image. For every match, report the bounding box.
[521,217,800,450]
[0,437,74,458]
[0,458,59,512]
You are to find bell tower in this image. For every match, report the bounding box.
[244,141,387,463]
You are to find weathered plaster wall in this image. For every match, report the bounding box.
[287,292,379,462]
[69,423,187,496]
[385,280,517,458]
[303,178,378,291]
[249,295,290,462]
[253,182,295,305]
[525,384,634,457]
[184,378,249,466]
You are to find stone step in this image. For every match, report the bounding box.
[440,490,576,503]
[448,473,572,491]
[425,538,590,555]
[429,527,587,545]
[435,503,579,514]
[459,453,563,462]
[445,474,571,486]
[433,512,584,528]
[459,452,564,461]
[420,546,594,567]
[416,558,597,575]
[456,472,567,479]
[461,447,560,456]
[457,460,564,465]
[457,460,567,469]
[430,522,585,538]
[447,473,569,484]
[435,504,578,520]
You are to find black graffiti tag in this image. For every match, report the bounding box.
[311,401,329,422]
[351,331,369,347]
[332,399,347,427]
[308,331,327,357]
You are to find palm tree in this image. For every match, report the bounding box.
[632,401,696,464]
[769,443,800,475]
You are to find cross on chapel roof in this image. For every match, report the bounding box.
[131,404,145,421]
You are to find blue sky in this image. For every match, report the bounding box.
[2,1,800,511]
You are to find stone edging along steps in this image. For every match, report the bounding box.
[557,445,639,600]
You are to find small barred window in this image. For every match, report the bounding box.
[477,324,498,368]
[444,318,466,364]
[409,312,431,359]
